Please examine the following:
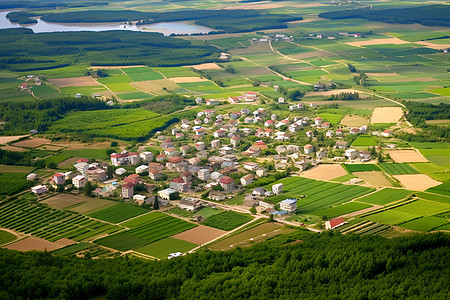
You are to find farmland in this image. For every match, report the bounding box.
[358,188,412,206]
[201,211,253,231]
[0,199,121,242]
[135,238,197,259]
[399,217,448,232]
[311,202,372,219]
[0,229,16,245]
[0,173,33,195]
[351,136,377,147]
[343,164,380,172]
[88,204,149,224]
[96,212,197,251]
[426,182,450,196]
[379,163,419,175]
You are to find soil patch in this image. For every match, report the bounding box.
[388,150,428,163]
[394,174,441,191]
[4,236,62,252]
[340,115,368,127]
[346,38,408,47]
[371,107,403,123]
[306,89,370,98]
[48,76,101,87]
[0,135,29,144]
[169,77,210,83]
[172,225,226,245]
[0,145,28,152]
[131,79,181,94]
[42,194,89,210]
[302,164,348,181]
[188,63,222,70]
[12,137,51,148]
[354,171,392,187]
[54,238,77,247]
[415,41,450,50]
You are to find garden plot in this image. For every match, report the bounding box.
[172,225,226,245]
[4,236,63,252]
[301,164,348,181]
[354,172,392,187]
[394,174,441,191]
[42,194,90,210]
[48,77,101,87]
[12,137,51,148]
[371,107,403,123]
[388,150,428,163]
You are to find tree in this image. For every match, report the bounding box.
[268,214,274,222]
[377,150,384,163]
[83,181,94,196]
[153,195,160,210]
[106,148,115,156]
[47,162,57,169]
[106,165,114,179]
[250,207,257,215]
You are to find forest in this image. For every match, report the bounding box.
[319,5,450,27]
[38,9,300,33]
[0,0,108,10]
[0,28,219,71]
[0,231,448,299]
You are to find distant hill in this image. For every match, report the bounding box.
[319,5,450,27]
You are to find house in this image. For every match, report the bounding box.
[160,138,173,148]
[206,99,219,106]
[110,151,140,166]
[264,120,274,127]
[122,183,134,199]
[272,183,283,195]
[252,187,267,197]
[325,217,347,230]
[31,185,48,195]
[211,139,220,148]
[243,162,259,171]
[211,171,223,182]
[195,128,206,136]
[321,122,330,129]
[309,103,318,108]
[214,130,226,138]
[148,162,164,171]
[336,129,343,136]
[259,201,275,211]
[194,118,202,125]
[180,145,190,156]
[156,154,166,162]
[304,144,314,155]
[149,168,162,180]
[287,145,300,153]
[255,168,266,178]
[306,130,313,138]
[228,96,241,104]
[381,129,393,137]
[72,175,86,189]
[280,199,297,213]
[209,191,226,201]
[86,167,107,182]
[219,146,233,156]
[240,174,254,186]
[289,123,300,133]
[195,97,204,104]
[220,52,231,60]
[350,128,359,134]
[345,149,358,160]
[133,194,149,205]
[166,156,185,172]
[136,165,149,174]
[181,171,193,183]
[74,162,89,175]
[116,168,127,176]
[326,130,334,138]
[198,169,210,181]
[27,173,38,181]
[158,188,178,200]
[195,142,205,151]
[175,133,184,139]
[139,152,154,163]
[219,176,234,191]
[359,151,371,162]
[278,97,285,103]
[53,173,65,185]
[335,140,349,149]
[314,117,323,126]
[123,174,141,186]
[178,198,203,212]
[170,177,189,192]
[244,91,258,102]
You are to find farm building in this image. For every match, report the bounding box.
[179,197,203,211]
[325,217,347,230]
[27,173,38,181]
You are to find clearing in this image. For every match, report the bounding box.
[301,164,348,181]
[393,174,441,191]
[48,77,101,87]
[4,236,63,252]
[388,150,428,163]
[371,107,403,123]
[354,171,392,187]
[172,225,226,245]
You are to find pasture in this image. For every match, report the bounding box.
[263,177,374,213]
[358,188,412,206]
[0,199,121,242]
[202,211,253,231]
[379,163,419,175]
[88,204,149,223]
[135,237,197,259]
[301,164,348,181]
[311,202,372,219]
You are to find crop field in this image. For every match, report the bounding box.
[32,84,61,99]
[394,174,441,191]
[201,211,253,231]
[419,149,450,168]
[388,150,428,163]
[12,137,51,148]
[399,217,448,232]
[379,163,419,175]
[351,136,377,147]
[96,212,197,251]
[317,113,342,125]
[135,237,198,259]
[301,164,348,181]
[0,200,120,242]
[0,165,36,173]
[5,236,64,252]
[0,229,16,245]
[416,192,450,204]
[46,148,112,165]
[354,172,392,187]
[88,204,149,223]
[166,206,224,219]
[69,198,118,214]
[153,67,199,78]
[357,188,412,206]
[364,199,450,225]
[42,194,91,210]
[340,115,368,127]
[51,242,94,256]
[0,173,33,195]
[343,164,380,172]
[339,220,396,238]
[311,202,372,219]
[172,225,225,245]
[117,91,153,100]
[426,182,450,197]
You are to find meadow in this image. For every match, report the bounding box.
[88,204,150,224]
[0,199,121,242]
[201,211,253,231]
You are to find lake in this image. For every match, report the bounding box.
[0,11,212,36]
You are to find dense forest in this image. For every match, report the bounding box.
[0,231,448,299]
[0,0,108,10]
[0,28,219,71]
[319,5,450,27]
[37,9,301,33]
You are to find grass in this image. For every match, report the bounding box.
[88,204,150,223]
[332,174,357,182]
[426,182,450,197]
[317,113,343,125]
[343,164,380,172]
[399,217,448,232]
[379,163,419,175]
[419,149,450,168]
[311,202,372,219]
[351,136,377,147]
[357,188,412,206]
[202,211,253,231]
[135,237,197,259]
[0,230,16,245]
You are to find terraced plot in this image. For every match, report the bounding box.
[0,200,120,242]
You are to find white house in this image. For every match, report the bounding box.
[158,188,178,200]
[72,175,87,189]
[280,199,297,213]
[31,185,48,195]
[139,152,154,163]
[116,168,127,175]
[272,183,283,195]
[243,162,259,171]
[27,173,38,181]
[179,197,203,211]
[136,165,149,174]
[111,151,140,166]
[74,162,89,175]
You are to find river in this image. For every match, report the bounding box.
[0,11,212,36]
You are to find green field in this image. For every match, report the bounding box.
[166,206,224,219]
[202,211,253,231]
[0,229,16,245]
[96,212,196,251]
[126,72,164,82]
[47,148,113,165]
[426,182,450,197]
[399,217,448,232]
[88,204,149,223]
[317,113,342,125]
[311,202,372,219]
[357,188,412,206]
[419,149,450,168]
[351,136,377,147]
[379,163,419,175]
[343,164,380,172]
[0,173,33,195]
[51,242,94,255]
[135,237,197,259]
[0,200,120,242]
